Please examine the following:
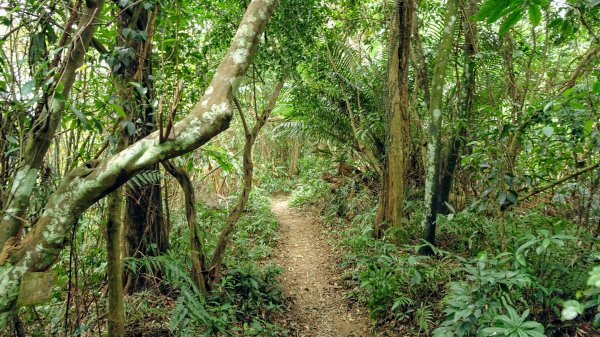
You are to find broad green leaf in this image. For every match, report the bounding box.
[487,0,513,23]
[506,190,518,203]
[541,238,550,249]
[124,121,136,136]
[561,300,583,320]
[588,273,600,288]
[71,107,91,129]
[516,253,526,266]
[472,0,503,21]
[528,4,542,26]
[498,191,507,205]
[480,327,506,334]
[21,79,35,96]
[112,103,127,118]
[542,126,554,137]
[499,10,523,35]
[583,120,593,136]
[53,92,66,102]
[408,255,417,265]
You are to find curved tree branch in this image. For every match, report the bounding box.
[0,0,280,328]
[501,162,600,211]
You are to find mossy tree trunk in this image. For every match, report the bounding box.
[438,0,478,214]
[106,186,125,337]
[420,0,459,253]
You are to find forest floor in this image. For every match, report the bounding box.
[270,195,372,337]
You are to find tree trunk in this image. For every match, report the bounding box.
[374,0,414,237]
[109,1,168,294]
[438,0,478,214]
[106,188,125,337]
[0,0,280,328]
[288,139,300,178]
[420,0,459,253]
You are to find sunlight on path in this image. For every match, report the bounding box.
[271,195,372,337]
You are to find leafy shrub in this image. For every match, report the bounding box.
[433,252,536,337]
[480,307,545,337]
[288,180,328,207]
[562,265,600,327]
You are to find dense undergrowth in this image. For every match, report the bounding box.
[282,156,600,336]
[18,189,287,337]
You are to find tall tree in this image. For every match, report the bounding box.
[438,0,478,214]
[420,0,460,252]
[374,0,414,237]
[110,0,169,294]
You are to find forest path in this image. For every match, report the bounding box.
[271,195,371,337]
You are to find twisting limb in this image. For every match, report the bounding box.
[161,160,208,294]
[0,0,280,328]
[207,77,286,287]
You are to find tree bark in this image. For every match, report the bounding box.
[374,0,414,237]
[438,0,478,214]
[0,0,280,328]
[111,3,169,294]
[420,0,459,253]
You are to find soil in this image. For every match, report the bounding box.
[271,196,372,337]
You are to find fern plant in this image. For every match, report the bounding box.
[414,303,434,333]
[127,169,162,188]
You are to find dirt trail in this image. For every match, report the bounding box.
[271,196,371,337]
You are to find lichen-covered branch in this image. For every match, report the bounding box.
[0,0,279,328]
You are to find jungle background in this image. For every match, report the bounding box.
[0,0,599,336]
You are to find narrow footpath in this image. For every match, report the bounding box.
[271,196,371,337]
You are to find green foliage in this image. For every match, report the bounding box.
[480,308,545,337]
[280,36,385,165]
[561,265,600,326]
[169,262,287,337]
[286,156,334,207]
[127,170,162,189]
[433,252,535,337]
[473,0,547,34]
[288,181,328,207]
[123,191,287,336]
